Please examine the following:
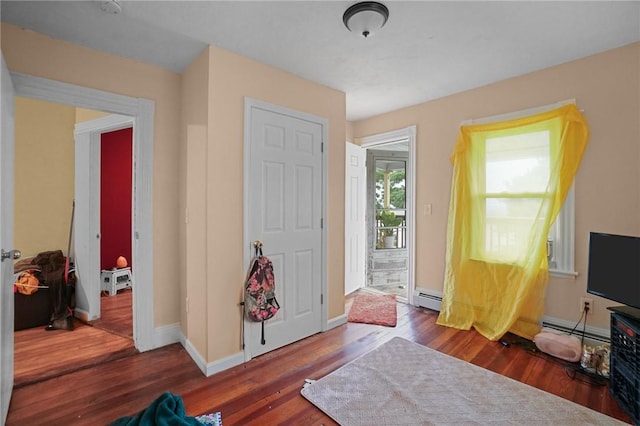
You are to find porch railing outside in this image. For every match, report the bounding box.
[376,217,406,249]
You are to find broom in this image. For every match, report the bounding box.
[64,200,75,283]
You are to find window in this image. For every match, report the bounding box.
[439,103,588,340]
[473,121,575,275]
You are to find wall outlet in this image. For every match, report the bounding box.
[580,297,593,313]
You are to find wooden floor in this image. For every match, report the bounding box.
[91,288,134,339]
[7,293,632,425]
[13,288,135,388]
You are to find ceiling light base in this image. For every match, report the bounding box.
[343,2,389,38]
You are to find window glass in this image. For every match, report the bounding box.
[473,127,573,272]
[485,131,550,193]
[479,131,550,262]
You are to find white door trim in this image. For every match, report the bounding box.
[74,114,134,321]
[1,54,16,425]
[242,97,328,361]
[360,125,416,305]
[11,72,156,352]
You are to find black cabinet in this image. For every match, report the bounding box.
[610,312,640,425]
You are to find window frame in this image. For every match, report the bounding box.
[548,185,577,277]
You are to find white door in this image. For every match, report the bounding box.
[344,142,366,295]
[246,102,324,358]
[0,53,17,424]
[74,122,102,320]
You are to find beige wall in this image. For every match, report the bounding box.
[14,97,75,257]
[3,23,183,327]
[4,23,346,367]
[179,45,347,363]
[14,98,113,258]
[353,42,640,330]
[346,121,355,143]
[180,47,210,358]
[198,45,346,361]
[75,107,109,123]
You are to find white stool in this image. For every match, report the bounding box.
[101,267,132,296]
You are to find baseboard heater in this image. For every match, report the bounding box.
[414,288,610,345]
[541,318,610,345]
[414,289,443,312]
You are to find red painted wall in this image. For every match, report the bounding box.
[100,127,132,270]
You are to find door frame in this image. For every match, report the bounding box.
[10,72,156,352]
[360,125,416,304]
[242,97,328,361]
[74,114,134,321]
[1,54,16,425]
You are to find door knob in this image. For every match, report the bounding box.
[1,249,21,262]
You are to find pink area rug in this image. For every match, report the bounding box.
[347,292,397,327]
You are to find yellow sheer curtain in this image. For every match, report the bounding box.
[436,104,589,340]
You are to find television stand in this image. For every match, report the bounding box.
[607,305,640,323]
[609,311,640,424]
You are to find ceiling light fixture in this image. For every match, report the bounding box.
[343,1,389,38]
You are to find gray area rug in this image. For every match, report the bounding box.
[301,337,625,425]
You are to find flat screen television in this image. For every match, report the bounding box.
[587,232,640,320]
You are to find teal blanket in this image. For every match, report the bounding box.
[110,392,201,426]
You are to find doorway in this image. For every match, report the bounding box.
[75,117,135,339]
[8,72,155,354]
[346,126,416,303]
[75,113,134,327]
[2,65,154,421]
[11,100,135,386]
[367,147,409,299]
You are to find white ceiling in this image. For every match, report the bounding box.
[2,1,639,121]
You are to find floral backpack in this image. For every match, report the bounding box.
[244,244,280,345]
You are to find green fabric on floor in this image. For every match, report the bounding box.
[110,392,200,426]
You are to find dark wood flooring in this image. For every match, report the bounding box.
[13,288,135,389]
[13,319,136,388]
[91,288,134,339]
[7,292,632,425]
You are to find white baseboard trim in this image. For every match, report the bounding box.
[541,315,610,346]
[182,337,245,377]
[73,308,92,322]
[326,313,347,331]
[182,338,207,375]
[151,323,182,349]
[204,351,245,377]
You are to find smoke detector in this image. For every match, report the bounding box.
[100,0,122,14]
